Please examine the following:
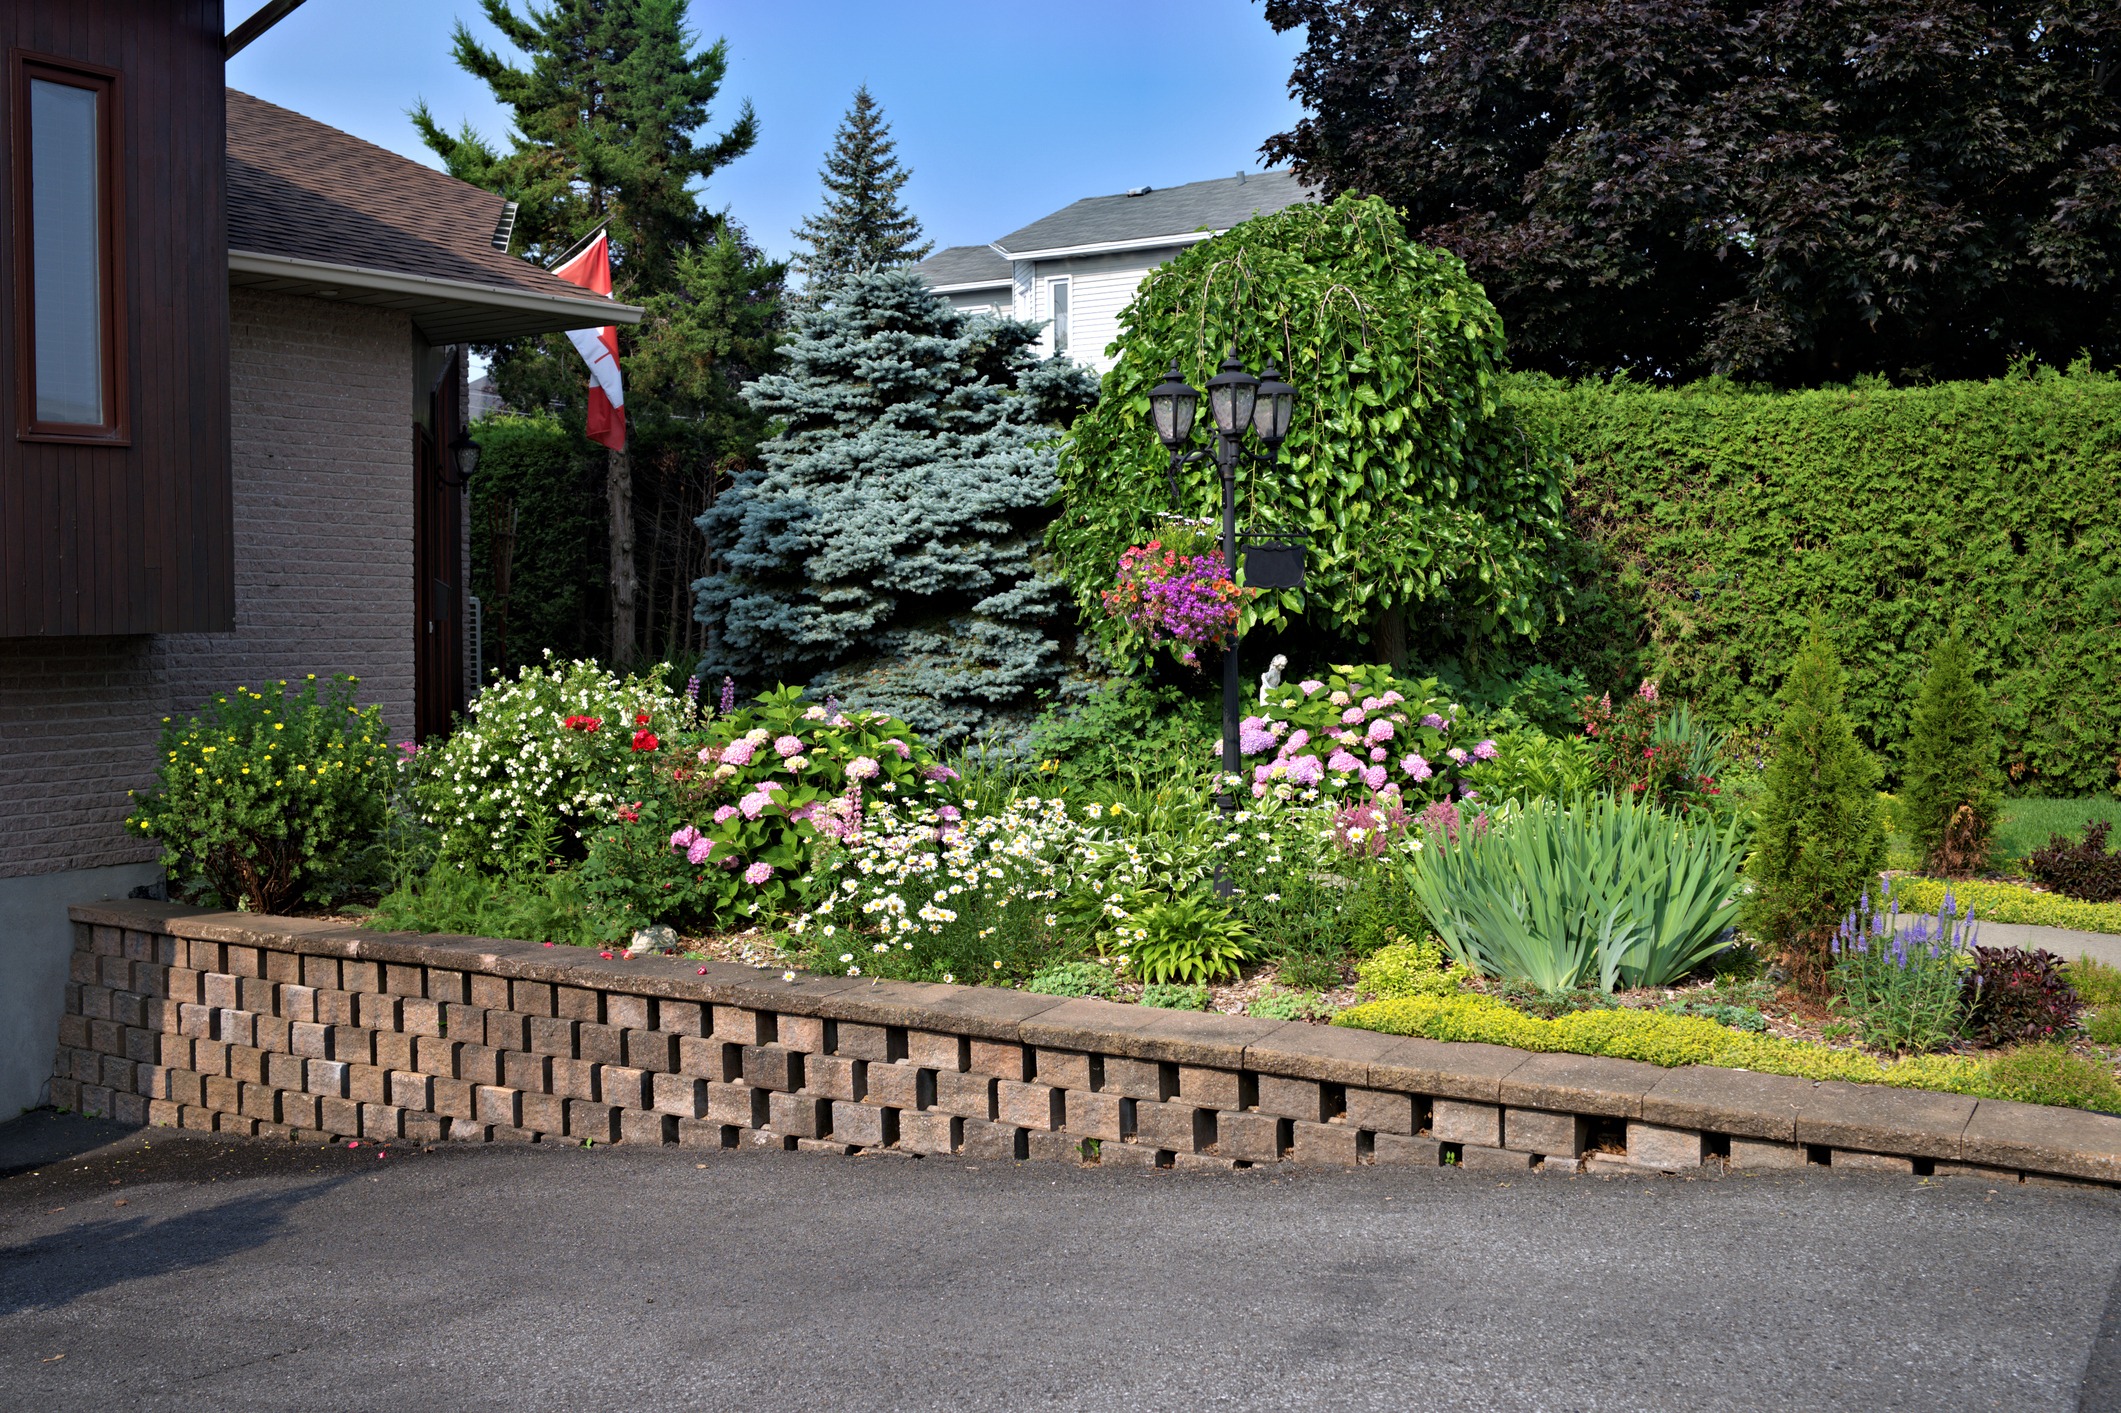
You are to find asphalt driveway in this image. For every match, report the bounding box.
[2,1112,2118,1412]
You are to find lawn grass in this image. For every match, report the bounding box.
[1994,795,2121,867]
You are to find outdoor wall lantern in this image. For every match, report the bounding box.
[446,427,483,487]
[1145,348,1304,855]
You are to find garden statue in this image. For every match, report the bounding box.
[1260,654,1288,706]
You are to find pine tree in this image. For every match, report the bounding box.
[696,270,1096,744]
[1901,634,2002,875]
[413,0,780,665]
[790,87,932,290]
[1743,627,1888,979]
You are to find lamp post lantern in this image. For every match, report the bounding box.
[1145,347,1298,848]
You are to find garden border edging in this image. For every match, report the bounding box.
[51,901,2121,1186]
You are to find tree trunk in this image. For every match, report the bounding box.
[607,444,637,663]
[1372,603,1407,671]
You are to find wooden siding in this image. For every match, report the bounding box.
[0,0,231,636]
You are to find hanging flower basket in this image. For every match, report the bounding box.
[1100,531,1254,665]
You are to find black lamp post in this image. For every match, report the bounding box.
[1146,348,1296,833]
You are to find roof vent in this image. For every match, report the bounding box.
[491,200,519,252]
[1124,185,1153,197]
[1236,171,1247,185]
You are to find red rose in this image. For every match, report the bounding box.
[632,729,659,752]
[564,714,603,732]
[617,802,640,823]
[635,711,651,725]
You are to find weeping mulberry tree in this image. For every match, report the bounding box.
[1052,193,1569,669]
[695,270,1096,743]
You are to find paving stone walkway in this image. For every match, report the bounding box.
[2,1114,2118,1411]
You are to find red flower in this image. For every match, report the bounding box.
[564,715,603,732]
[635,711,651,725]
[617,802,641,823]
[632,729,659,752]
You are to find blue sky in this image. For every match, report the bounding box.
[227,1,1309,264]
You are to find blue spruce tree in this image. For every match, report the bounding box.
[695,269,1096,743]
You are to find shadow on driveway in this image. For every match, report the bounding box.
[0,1174,349,1317]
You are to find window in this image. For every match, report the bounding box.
[1047,276,1070,357]
[14,58,125,441]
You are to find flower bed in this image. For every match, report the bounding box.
[1893,875,2121,937]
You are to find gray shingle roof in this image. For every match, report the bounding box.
[912,244,1014,290]
[991,170,1311,257]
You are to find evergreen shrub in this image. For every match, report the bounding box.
[1514,368,2121,791]
[1901,635,2002,875]
[1742,630,1887,970]
[697,270,1097,746]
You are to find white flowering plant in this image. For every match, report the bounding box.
[784,793,1096,983]
[409,653,685,869]
[577,684,961,938]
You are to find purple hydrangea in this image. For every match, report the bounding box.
[1421,713,1447,730]
[1472,738,1499,761]
[1239,717,1279,756]
[924,764,960,783]
[1369,747,1388,763]
[687,836,715,865]
[1286,754,1325,786]
[1282,728,1310,755]
[1446,747,1469,764]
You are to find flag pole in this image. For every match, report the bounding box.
[545,220,612,273]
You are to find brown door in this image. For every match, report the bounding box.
[413,352,465,742]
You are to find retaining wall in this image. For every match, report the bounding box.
[52,902,2121,1187]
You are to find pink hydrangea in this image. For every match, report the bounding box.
[1362,764,1388,791]
[669,825,701,852]
[1340,706,1366,725]
[1400,754,1433,781]
[1286,754,1325,785]
[686,837,715,865]
[1238,717,1278,755]
[774,735,803,759]
[1446,746,1469,764]
[713,804,739,824]
[1369,747,1387,763]
[720,738,756,767]
[1282,728,1310,754]
[1380,690,1404,706]
[884,738,911,759]
[1365,718,1394,744]
[1472,738,1499,761]
[1420,713,1446,730]
[1298,680,1324,695]
[1326,748,1362,774]
[846,755,880,781]
[924,764,959,783]
[743,861,774,885]
[738,792,771,819]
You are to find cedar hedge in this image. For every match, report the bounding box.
[1511,367,2121,794]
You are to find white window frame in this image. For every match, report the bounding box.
[1045,275,1071,358]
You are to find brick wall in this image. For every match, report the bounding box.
[0,290,414,880]
[52,902,2121,1188]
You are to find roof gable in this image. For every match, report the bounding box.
[910,244,1014,291]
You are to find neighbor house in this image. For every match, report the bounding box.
[915,169,1310,372]
[0,0,642,1116]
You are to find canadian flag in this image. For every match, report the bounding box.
[552,230,625,451]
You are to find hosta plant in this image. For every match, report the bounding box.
[1112,889,1252,984]
[1408,794,1742,993]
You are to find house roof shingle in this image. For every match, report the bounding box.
[990,170,1311,258]
[225,89,640,341]
[910,244,1014,291]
